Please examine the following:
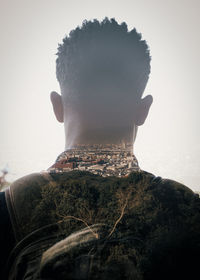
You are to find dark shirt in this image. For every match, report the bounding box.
[1,169,200,280]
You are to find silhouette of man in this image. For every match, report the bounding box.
[0,18,199,280]
[51,18,152,149]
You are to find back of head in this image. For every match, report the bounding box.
[56,17,151,130]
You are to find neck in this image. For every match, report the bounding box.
[64,122,136,152]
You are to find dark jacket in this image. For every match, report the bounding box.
[1,170,200,279]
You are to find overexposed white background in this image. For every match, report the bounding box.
[0,0,199,191]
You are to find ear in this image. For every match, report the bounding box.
[135,95,153,126]
[50,91,64,123]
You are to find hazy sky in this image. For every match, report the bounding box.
[0,0,199,190]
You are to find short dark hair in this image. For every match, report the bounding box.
[56,17,151,102]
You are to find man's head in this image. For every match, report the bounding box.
[51,17,153,148]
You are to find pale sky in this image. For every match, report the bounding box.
[0,0,199,191]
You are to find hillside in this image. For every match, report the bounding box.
[25,170,200,279]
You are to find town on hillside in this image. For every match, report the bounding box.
[48,142,140,177]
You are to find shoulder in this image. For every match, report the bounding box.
[157,176,196,197]
[137,169,195,193]
[8,171,58,215]
[9,172,49,191]
[131,169,198,202]
[9,171,61,197]
[6,172,54,241]
[145,172,199,208]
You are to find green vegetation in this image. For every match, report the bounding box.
[30,170,200,279]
